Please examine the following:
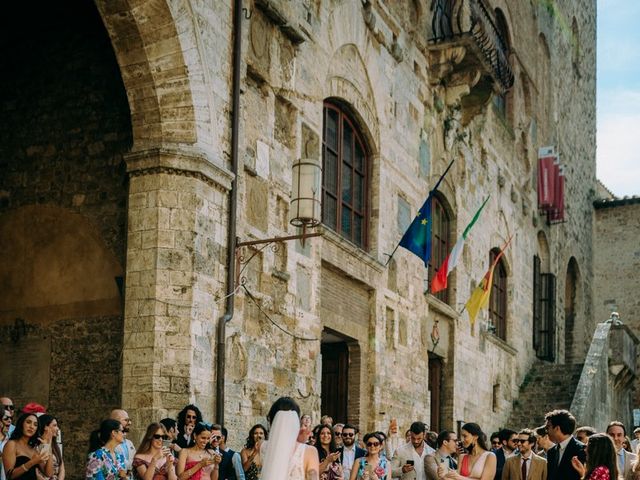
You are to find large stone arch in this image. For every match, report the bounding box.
[94,0,203,150]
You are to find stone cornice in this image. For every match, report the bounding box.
[125,146,235,191]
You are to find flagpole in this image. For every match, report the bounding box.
[383,158,455,267]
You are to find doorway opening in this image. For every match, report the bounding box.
[321,328,360,425]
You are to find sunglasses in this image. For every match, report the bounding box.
[153,434,169,440]
[514,439,529,444]
[211,435,222,441]
[366,442,381,447]
[342,433,355,437]
[187,415,197,419]
[2,405,14,411]
[115,429,124,433]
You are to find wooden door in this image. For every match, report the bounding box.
[321,342,349,423]
[428,357,442,432]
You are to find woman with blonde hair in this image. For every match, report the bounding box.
[133,423,177,480]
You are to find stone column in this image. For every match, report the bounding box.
[122,147,233,438]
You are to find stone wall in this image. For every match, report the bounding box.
[1,0,600,471]
[594,198,640,405]
[223,0,597,440]
[0,1,131,476]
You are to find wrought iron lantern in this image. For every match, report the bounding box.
[289,158,322,227]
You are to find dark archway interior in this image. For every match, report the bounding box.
[0,1,132,476]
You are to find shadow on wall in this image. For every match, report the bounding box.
[0,204,124,478]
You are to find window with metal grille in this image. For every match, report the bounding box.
[427,195,451,303]
[533,255,556,360]
[489,248,507,340]
[322,102,368,248]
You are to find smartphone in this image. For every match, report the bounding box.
[162,439,172,449]
[406,460,414,466]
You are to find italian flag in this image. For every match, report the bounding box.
[431,197,489,294]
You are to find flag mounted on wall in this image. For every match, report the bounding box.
[391,159,455,267]
[465,233,514,329]
[431,196,489,293]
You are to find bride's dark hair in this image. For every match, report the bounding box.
[267,397,301,425]
[462,422,490,452]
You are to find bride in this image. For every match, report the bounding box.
[261,397,319,480]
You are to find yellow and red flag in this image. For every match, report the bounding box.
[465,234,514,329]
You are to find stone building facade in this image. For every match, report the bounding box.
[0,0,596,476]
[593,186,640,407]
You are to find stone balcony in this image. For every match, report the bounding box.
[427,0,514,121]
[608,322,638,388]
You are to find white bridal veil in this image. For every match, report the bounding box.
[261,410,301,480]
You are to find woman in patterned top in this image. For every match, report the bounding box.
[240,424,267,480]
[86,419,127,480]
[349,432,389,480]
[571,433,618,480]
[133,424,177,480]
[37,415,64,480]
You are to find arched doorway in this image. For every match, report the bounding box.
[564,258,581,363]
[0,0,132,473]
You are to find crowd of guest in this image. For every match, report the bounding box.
[2,395,640,480]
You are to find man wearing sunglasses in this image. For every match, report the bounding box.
[501,429,547,480]
[338,424,366,480]
[1,397,15,435]
[177,404,203,449]
[111,409,136,480]
[219,426,245,480]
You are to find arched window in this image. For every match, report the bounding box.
[427,195,451,303]
[322,101,369,248]
[489,248,507,340]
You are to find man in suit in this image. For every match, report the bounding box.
[545,409,586,480]
[501,429,547,480]
[392,422,435,480]
[425,430,458,480]
[339,424,366,480]
[494,429,518,480]
[606,421,637,479]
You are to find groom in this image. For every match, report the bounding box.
[544,409,586,480]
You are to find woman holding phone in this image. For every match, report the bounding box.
[36,414,64,480]
[133,423,177,480]
[315,425,342,480]
[3,413,53,480]
[176,423,218,480]
[349,433,389,480]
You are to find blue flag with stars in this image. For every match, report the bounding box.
[399,193,433,266]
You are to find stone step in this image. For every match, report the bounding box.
[507,362,584,430]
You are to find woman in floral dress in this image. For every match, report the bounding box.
[348,433,389,480]
[86,419,127,480]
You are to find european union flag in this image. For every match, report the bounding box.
[399,193,433,266]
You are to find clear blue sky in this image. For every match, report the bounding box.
[597,0,640,197]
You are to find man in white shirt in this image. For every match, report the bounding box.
[606,420,637,479]
[111,409,136,480]
[631,427,640,453]
[338,424,366,480]
[392,422,435,480]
